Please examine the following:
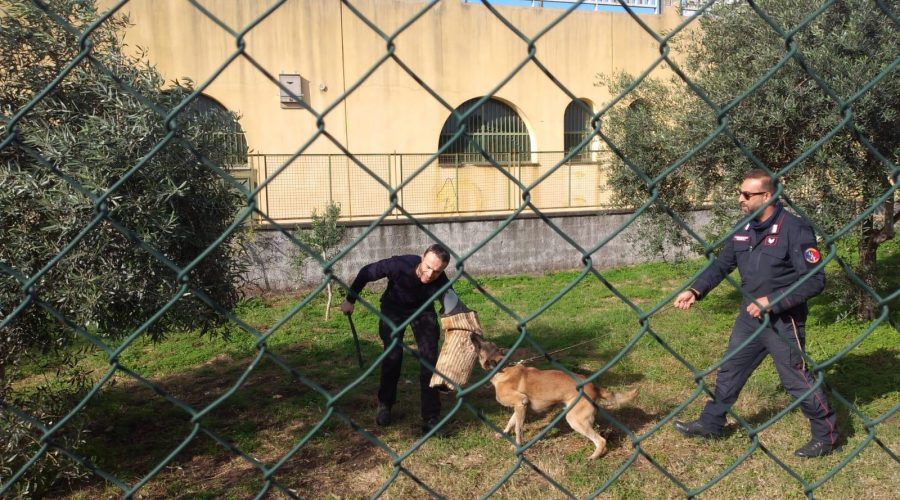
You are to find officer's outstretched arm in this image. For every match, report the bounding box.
[674,290,697,310]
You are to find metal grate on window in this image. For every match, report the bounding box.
[185,95,249,168]
[438,97,531,165]
[564,99,595,162]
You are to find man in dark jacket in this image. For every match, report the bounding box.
[340,244,462,436]
[671,169,839,458]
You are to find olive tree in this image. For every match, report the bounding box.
[293,202,348,320]
[1,0,248,493]
[598,0,898,319]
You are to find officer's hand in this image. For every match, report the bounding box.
[340,300,354,315]
[746,296,769,319]
[674,290,696,311]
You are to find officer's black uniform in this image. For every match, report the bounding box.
[689,203,838,446]
[347,255,450,423]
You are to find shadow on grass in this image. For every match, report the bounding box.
[826,348,899,404]
[69,335,387,493]
[715,347,897,446]
[826,347,899,441]
[64,319,646,496]
[531,405,664,453]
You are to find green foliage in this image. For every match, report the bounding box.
[597,0,899,290]
[596,75,706,259]
[293,202,347,267]
[1,0,248,495]
[1,347,93,497]
[292,202,347,318]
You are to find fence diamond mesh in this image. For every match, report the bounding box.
[1,0,897,498]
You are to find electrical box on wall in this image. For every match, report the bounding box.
[279,73,305,108]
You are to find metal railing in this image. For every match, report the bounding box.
[463,0,660,13]
[249,151,615,223]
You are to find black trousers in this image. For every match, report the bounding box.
[377,307,441,422]
[700,309,839,445]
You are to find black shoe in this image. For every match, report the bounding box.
[794,439,837,458]
[422,418,450,438]
[673,419,722,439]
[376,403,392,426]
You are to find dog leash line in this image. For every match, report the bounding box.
[513,300,703,365]
[514,336,606,365]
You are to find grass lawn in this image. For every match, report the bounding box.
[9,246,899,499]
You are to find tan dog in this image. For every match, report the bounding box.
[473,337,638,459]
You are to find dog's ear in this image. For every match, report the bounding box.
[469,332,483,349]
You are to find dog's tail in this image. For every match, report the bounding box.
[595,387,639,409]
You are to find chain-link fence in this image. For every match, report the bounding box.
[2,0,898,498]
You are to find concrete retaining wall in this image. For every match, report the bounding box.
[242,210,710,291]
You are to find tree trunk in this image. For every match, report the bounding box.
[325,281,333,321]
[855,193,898,320]
[856,232,878,321]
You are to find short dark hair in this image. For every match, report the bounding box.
[424,243,450,264]
[743,168,775,193]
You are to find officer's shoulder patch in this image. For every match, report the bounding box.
[803,247,821,264]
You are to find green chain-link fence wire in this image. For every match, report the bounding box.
[2,0,898,498]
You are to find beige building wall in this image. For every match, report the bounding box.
[105,0,687,221]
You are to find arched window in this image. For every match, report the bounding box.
[438,98,530,164]
[564,99,594,161]
[184,94,248,167]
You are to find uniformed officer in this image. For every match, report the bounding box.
[671,169,839,458]
[340,243,465,437]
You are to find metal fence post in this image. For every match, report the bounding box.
[263,155,270,217]
[345,154,352,220]
[517,151,522,209]
[455,155,460,214]
[328,154,333,204]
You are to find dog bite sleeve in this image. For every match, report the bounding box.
[429,311,484,390]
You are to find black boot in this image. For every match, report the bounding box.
[673,419,722,439]
[422,417,450,438]
[794,439,837,458]
[376,403,392,426]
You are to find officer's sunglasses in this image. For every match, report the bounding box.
[738,190,768,199]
